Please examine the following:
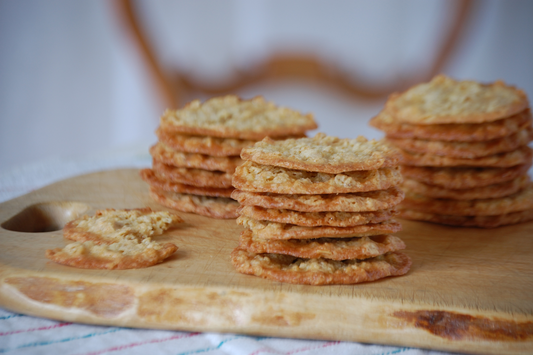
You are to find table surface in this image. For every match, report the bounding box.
[0,145,514,355]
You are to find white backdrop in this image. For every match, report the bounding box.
[1,0,532,172]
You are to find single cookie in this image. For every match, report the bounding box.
[231,248,411,285]
[370,108,532,142]
[402,175,530,200]
[231,187,404,213]
[400,163,532,189]
[400,145,532,167]
[238,205,398,227]
[46,239,178,270]
[386,126,533,158]
[398,207,533,228]
[239,229,406,261]
[241,133,402,173]
[386,75,529,124]
[150,142,242,173]
[151,160,233,188]
[140,169,234,197]
[159,95,317,140]
[236,216,402,240]
[63,208,183,245]
[233,161,403,194]
[401,183,533,216]
[149,187,239,219]
[156,128,256,157]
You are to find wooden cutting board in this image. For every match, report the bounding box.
[0,169,532,355]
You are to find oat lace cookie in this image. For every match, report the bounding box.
[386,126,533,159]
[46,239,178,270]
[402,183,533,216]
[46,208,182,269]
[385,75,529,124]
[159,95,317,140]
[156,128,256,157]
[239,229,406,261]
[156,128,306,157]
[62,207,183,244]
[398,208,533,228]
[238,205,398,227]
[400,164,532,189]
[151,160,233,188]
[237,216,402,240]
[140,169,234,197]
[233,161,403,194]
[241,133,403,173]
[231,247,411,285]
[370,108,532,142]
[402,175,530,200]
[400,145,533,168]
[231,187,404,212]
[150,142,242,173]
[149,187,240,219]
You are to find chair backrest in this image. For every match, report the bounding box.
[115,0,474,108]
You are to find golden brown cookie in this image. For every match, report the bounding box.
[398,207,533,228]
[233,161,403,194]
[239,229,405,261]
[156,128,256,157]
[151,160,233,188]
[386,126,533,159]
[385,75,529,124]
[401,183,533,216]
[149,187,239,219]
[370,108,532,142]
[159,95,317,140]
[140,169,234,197]
[400,145,532,167]
[400,163,532,189]
[46,239,178,270]
[402,175,530,200]
[63,208,183,245]
[232,187,404,213]
[236,216,402,240]
[241,133,402,173]
[150,142,242,173]
[231,248,411,285]
[238,205,398,227]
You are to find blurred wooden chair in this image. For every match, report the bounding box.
[115,0,474,109]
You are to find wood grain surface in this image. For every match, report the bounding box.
[0,169,532,355]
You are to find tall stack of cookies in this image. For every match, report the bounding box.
[230,133,412,285]
[370,75,533,228]
[140,95,317,219]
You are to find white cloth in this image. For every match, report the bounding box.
[0,146,456,355]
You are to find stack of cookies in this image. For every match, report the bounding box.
[230,133,412,285]
[140,95,317,219]
[370,75,533,228]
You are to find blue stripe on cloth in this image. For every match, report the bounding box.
[0,327,123,353]
[176,336,243,355]
[0,314,24,320]
[380,348,412,355]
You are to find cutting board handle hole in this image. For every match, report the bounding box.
[1,201,90,233]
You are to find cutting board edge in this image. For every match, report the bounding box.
[1,270,532,355]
